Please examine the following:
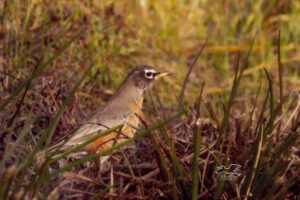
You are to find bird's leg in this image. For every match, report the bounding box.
[95,155,111,177]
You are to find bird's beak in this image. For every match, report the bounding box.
[155,71,174,79]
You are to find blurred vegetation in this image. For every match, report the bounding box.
[0,0,299,199]
[1,0,299,107]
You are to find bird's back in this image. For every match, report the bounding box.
[54,96,143,155]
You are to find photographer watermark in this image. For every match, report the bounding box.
[215,164,241,180]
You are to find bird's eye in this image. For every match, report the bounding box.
[145,72,153,79]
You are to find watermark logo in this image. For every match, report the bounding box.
[215,164,241,180]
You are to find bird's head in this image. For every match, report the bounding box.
[128,65,173,91]
[112,65,173,101]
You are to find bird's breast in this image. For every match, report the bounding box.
[88,97,144,153]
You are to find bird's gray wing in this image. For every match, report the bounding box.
[59,106,132,151]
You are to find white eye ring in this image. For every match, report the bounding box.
[145,71,153,79]
[144,69,157,79]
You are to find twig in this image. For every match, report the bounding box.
[7,58,43,126]
[277,29,283,103]
[0,71,20,81]
[179,38,208,104]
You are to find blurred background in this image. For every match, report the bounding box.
[1,0,299,110]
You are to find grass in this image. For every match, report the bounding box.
[0,0,299,199]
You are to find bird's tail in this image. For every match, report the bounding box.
[35,141,65,166]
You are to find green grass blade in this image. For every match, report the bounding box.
[215,36,256,200]
[192,126,201,200]
[263,68,275,136]
[18,64,94,198]
[264,183,281,199]
[12,61,92,197]
[90,181,120,200]
[241,85,269,195]
[272,129,299,161]
[0,166,16,200]
[242,122,264,199]
[120,149,135,178]
[245,80,262,139]
[158,125,187,199]
[31,111,185,190]
[148,131,179,200]
[192,83,204,200]
[0,25,73,112]
[272,168,300,199]
[47,126,120,164]
[214,180,225,200]
[0,112,36,172]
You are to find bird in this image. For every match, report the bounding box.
[42,65,173,163]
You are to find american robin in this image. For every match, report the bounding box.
[45,65,172,161]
